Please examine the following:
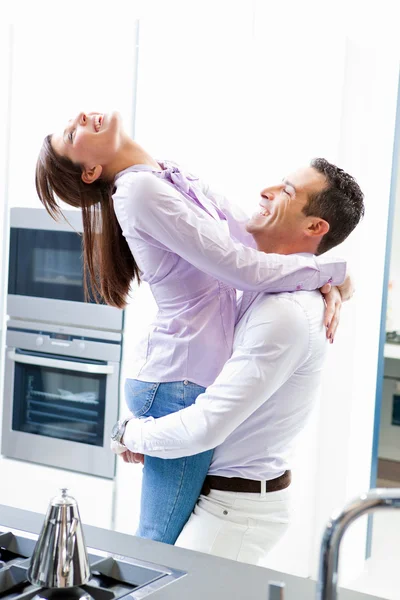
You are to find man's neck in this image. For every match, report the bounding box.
[256,239,317,256]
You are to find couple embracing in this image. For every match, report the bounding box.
[36,109,364,564]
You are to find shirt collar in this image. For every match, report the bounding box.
[114,160,174,182]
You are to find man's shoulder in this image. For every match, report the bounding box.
[239,290,324,341]
[237,290,326,359]
[249,290,324,322]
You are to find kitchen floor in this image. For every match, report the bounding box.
[345,504,400,599]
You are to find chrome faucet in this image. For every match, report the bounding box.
[316,488,400,600]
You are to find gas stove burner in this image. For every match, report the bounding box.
[32,588,93,600]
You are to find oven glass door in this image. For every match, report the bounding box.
[8,228,99,303]
[11,349,108,446]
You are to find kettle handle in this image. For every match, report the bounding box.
[61,518,78,577]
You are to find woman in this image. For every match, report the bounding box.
[35,110,344,545]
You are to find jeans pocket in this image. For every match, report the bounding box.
[125,379,160,418]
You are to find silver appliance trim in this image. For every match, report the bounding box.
[7,319,122,343]
[8,350,115,375]
[10,207,84,232]
[6,329,121,363]
[8,296,124,333]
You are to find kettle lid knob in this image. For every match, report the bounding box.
[51,488,78,507]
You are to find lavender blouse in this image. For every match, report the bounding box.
[112,161,345,387]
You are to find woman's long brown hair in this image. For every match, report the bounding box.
[35,135,140,309]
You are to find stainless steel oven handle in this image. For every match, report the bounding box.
[8,350,114,375]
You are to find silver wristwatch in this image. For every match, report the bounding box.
[111,417,131,445]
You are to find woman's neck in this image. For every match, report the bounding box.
[104,137,160,179]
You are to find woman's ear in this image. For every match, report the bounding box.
[81,164,103,184]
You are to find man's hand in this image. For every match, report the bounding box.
[321,286,342,343]
[121,450,144,465]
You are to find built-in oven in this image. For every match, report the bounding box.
[1,320,121,479]
[7,208,123,331]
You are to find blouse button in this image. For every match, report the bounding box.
[296,284,302,291]
[183,380,189,385]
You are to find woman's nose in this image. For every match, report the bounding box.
[77,112,87,126]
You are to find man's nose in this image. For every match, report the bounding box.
[260,189,275,201]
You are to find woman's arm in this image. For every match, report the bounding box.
[199,181,256,248]
[113,171,346,293]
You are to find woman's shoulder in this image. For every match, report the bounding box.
[113,170,179,205]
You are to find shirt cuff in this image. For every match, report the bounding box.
[110,439,127,455]
[122,417,144,453]
[317,258,347,287]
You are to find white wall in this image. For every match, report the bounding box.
[0,26,12,333]
[6,23,137,209]
[387,149,400,330]
[312,39,400,584]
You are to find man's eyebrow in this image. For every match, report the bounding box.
[282,178,296,193]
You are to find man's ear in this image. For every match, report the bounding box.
[81,164,103,185]
[306,218,330,238]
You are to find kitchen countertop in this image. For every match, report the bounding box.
[0,504,383,600]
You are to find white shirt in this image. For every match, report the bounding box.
[123,289,328,481]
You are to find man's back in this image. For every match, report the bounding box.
[210,290,327,480]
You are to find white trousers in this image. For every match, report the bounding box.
[175,485,290,566]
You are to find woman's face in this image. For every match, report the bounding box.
[51,110,123,169]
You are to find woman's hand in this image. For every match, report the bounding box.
[121,450,144,465]
[321,286,342,343]
[337,273,355,302]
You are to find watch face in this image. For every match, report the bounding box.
[111,421,120,440]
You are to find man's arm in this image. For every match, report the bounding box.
[121,296,311,459]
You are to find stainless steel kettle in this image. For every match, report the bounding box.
[27,489,91,588]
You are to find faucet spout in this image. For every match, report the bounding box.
[316,488,400,600]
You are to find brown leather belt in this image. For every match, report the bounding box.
[201,470,291,496]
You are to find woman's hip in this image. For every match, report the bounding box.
[125,379,206,418]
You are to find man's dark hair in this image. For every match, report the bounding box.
[303,158,365,255]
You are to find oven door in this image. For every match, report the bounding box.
[2,348,119,479]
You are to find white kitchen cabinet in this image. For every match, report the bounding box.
[0,456,114,528]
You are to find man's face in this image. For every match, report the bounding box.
[246,166,328,252]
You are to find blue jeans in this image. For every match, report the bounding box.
[125,379,214,544]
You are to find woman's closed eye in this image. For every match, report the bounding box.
[68,130,75,143]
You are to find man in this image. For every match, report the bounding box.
[112,157,364,564]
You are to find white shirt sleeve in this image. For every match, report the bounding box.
[122,296,311,458]
[113,172,346,292]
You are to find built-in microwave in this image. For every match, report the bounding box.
[1,320,121,478]
[8,208,123,332]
